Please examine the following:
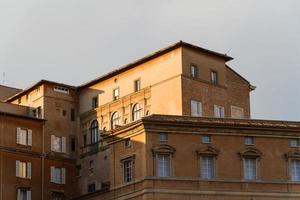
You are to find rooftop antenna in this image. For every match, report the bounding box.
[2,72,5,84]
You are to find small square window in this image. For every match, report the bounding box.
[62,110,67,117]
[113,88,120,100]
[92,96,98,109]
[190,64,198,79]
[245,136,254,145]
[134,79,141,92]
[290,139,300,147]
[159,133,168,142]
[202,135,211,144]
[211,71,218,84]
[125,138,132,148]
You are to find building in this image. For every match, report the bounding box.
[0,41,299,200]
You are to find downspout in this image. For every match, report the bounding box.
[41,120,45,200]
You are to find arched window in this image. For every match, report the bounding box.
[111,111,121,129]
[132,103,142,121]
[90,120,99,144]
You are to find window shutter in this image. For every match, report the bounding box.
[17,188,21,200]
[221,107,225,117]
[27,162,32,179]
[51,135,55,151]
[62,137,66,153]
[16,160,20,177]
[28,130,32,146]
[62,168,66,184]
[16,128,21,144]
[198,102,202,116]
[50,166,55,183]
[214,105,218,117]
[26,190,31,200]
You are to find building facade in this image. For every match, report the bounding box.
[0,41,299,200]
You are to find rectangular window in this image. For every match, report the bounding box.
[17,188,31,200]
[92,96,98,109]
[123,159,133,183]
[88,183,96,193]
[290,160,300,181]
[54,86,69,94]
[159,133,168,142]
[244,158,256,180]
[191,100,202,117]
[245,136,254,145]
[16,161,31,179]
[83,135,87,146]
[50,167,66,184]
[134,79,141,92]
[16,128,32,146]
[201,156,214,179]
[211,71,218,84]
[51,135,66,153]
[70,108,75,121]
[71,138,76,152]
[190,64,198,79]
[202,135,211,144]
[124,138,132,148]
[113,88,119,100]
[214,105,225,118]
[157,154,170,177]
[89,160,94,169]
[52,192,64,200]
[77,165,82,177]
[290,139,300,147]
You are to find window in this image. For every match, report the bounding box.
[51,135,66,153]
[211,71,218,84]
[111,111,121,129]
[290,139,300,147]
[50,167,66,184]
[123,159,133,183]
[83,135,87,146]
[90,120,99,144]
[231,105,244,119]
[157,154,170,177]
[71,138,76,152]
[124,138,132,148]
[191,100,202,117]
[16,128,32,146]
[244,158,256,180]
[132,103,142,121]
[113,88,119,100]
[214,105,225,118]
[201,156,214,179]
[17,188,31,200]
[32,106,42,118]
[202,135,211,144]
[290,160,300,181]
[245,136,254,145]
[54,86,69,94]
[92,96,98,109]
[16,161,31,179]
[62,110,67,117]
[134,79,141,92]
[77,165,82,177]
[52,192,64,200]
[89,160,94,169]
[190,64,198,79]
[70,108,75,121]
[159,133,168,142]
[18,98,21,104]
[88,183,96,193]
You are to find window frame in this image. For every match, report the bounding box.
[111,111,121,129]
[202,135,211,144]
[290,138,300,147]
[159,133,168,142]
[113,87,120,101]
[200,156,215,179]
[90,120,99,144]
[190,99,202,117]
[132,103,142,121]
[214,105,225,118]
[211,70,218,84]
[134,78,141,92]
[245,136,254,146]
[92,96,99,109]
[190,64,198,79]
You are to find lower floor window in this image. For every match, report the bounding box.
[290,160,300,181]
[17,188,31,200]
[201,156,214,179]
[244,158,256,180]
[50,167,66,184]
[88,183,96,193]
[157,154,170,177]
[52,192,64,200]
[123,159,133,183]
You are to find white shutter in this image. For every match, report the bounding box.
[27,162,32,179]
[50,166,55,183]
[51,135,55,151]
[16,160,20,177]
[197,102,202,117]
[16,128,21,144]
[214,105,219,117]
[221,107,225,118]
[62,168,66,184]
[28,130,32,146]
[62,137,66,153]
[26,190,31,200]
[17,188,21,200]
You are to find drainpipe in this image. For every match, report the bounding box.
[41,120,46,200]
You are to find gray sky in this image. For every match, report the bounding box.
[0,0,299,121]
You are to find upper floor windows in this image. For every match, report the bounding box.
[90,120,99,144]
[245,136,254,145]
[113,88,120,101]
[214,105,225,118]
[51,135,66,153]
[290,139,300,147]
[134,79,141,92]
[50,167,66,184]
[16,128,32,146]
[157,154,171,177]
[243,158,257,180]
[92,96,99,109]
[159,133,168,142]
[124,138,132,148]
[211,71,218,84]
[191,100,202,117]
[16,160,31,179]
[132,103,142,121]
[54,86,69,94]
[17,188,31,200]
[290,160,300,182]
[190,64,198,79]
[202,135,211,144]
[201,156,214,179]
[111,111,121,129]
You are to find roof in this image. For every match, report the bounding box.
[5,79,76,102]
[78,41,233,90]
[0,111,45,122]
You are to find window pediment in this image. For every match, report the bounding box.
[196,146,219,157]
[152,144,176,156]
[239,147,262,158]
[285,150,300,159]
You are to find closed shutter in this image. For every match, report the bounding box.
[51,135,55,151]
[16,160,20,177]
[50,166,55,183]
[62,168,66,184]
[27,162,32,179]
[16,128,21,144]
[221,107,225,117]
[28,130,32,146]
[197,102,202,116]
[62,137,66,153]
[214,105,219,117]
[26,190,31,200]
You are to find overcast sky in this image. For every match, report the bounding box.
[0,0,299,121]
